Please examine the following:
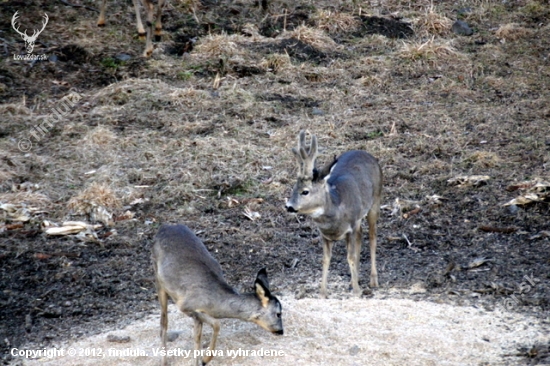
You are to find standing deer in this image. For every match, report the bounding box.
[11,11,49,54]
[97,0,166,57]
[285,130,382,298]
[152,224,283,366]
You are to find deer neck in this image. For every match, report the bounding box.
[208,290,258,321]
[311,182,342,220]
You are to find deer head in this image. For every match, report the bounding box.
[12,11,48,54]
[286,130,337,216]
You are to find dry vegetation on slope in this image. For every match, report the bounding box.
[0,0,549,364]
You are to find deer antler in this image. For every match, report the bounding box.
[292,130,318,179]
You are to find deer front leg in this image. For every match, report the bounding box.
[141,0,154,57]
[346,229,361,297]
[133,0,146,40]
[154,0,165,41]
[320,237,333,299]
[196,313,220,365]
[192,314,204,366]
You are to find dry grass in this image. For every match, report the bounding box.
[415,5,453,36]
[67,182,121,216]
[0,191,52,208]
[176,0,201,11]
[398,37,459,62]
[260,53,292,73]
[285,25,339,51]
[466,151,501,168]
[82,126,117,146]
[0,102,32,116]
[495,23,534,41]
[194,34,245,58]
[312,9,361,34]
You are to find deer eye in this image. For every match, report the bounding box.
[301,190,309,196]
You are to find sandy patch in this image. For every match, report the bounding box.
[15,296,548,366]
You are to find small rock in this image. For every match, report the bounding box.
[452,20,474,36]
[295,286,306,300]
[115,54,132,62]
[410,281,427,294]
[311,107,324,116]
[507,204,519,215]
[43,306,63,318]
[167,331,180,342]
[456,7,473,15]
[349,345,360,356]
[48,54,58,62]
[25,314,32,331]
[107,334,131,343]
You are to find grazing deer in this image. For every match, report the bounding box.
[97,0,166,57]
[152,224,283,366]
[285,130,382,298]
[11,11,49,54]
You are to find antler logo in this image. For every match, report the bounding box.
[11,11,49,54]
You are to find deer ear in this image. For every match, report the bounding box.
[315,157,338,182]
[255,268,269,289]
[254,268,271,307]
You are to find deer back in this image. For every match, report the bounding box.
[152,224,234,298]
[326,150,382,217]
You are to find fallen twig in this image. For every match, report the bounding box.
[478,226,517,234]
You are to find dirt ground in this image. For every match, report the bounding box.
[1,0,549,365]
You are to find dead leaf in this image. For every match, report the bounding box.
[403,207,421,219]
[467,257,492,269]
[448,175,491,187]
[44,221,102,236]
[45,226,86,235]
[426,194,447,204]
[4,223,24,230]
[504,193,543,206]
[91,205,114,226]
[504,179,550,206]
[506,181,537,192]
[114,210,135,222]
[530,231,550,240]
[243,207,261,221]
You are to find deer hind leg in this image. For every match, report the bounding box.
[320,237,333,299]
[346,229,362,297]
[157,286,169,366]
[97,0,107,27]
[195,313,220,365]
[132,0,146,40]
[367,206,380,288]
[154,0,165,42]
